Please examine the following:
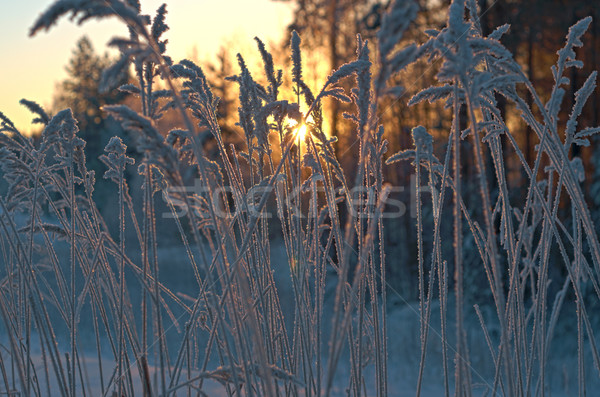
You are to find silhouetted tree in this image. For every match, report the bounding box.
[53,36,130,212]
[53,36,129,170]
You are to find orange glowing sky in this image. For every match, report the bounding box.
[0,0,293,133]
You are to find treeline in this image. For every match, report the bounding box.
[44,0,600,296]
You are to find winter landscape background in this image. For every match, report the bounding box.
[1,0,600,395]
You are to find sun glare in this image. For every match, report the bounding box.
[286,116,312,143]
[295,123,308,141]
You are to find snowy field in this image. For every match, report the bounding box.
[0,239,596,396]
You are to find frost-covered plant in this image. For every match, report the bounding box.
[0,0,599,396]
[1,1,394,396]
[385,0,600,395]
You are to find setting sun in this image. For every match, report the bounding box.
[287,115,314,143]
[295,123,308,141]
[286,117,308,142]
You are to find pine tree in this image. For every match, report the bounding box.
[53,36,129,170]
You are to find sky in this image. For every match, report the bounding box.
[0,0,293,133]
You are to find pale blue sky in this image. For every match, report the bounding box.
[0,0,293,132]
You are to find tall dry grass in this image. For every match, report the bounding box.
[0,0,599,396]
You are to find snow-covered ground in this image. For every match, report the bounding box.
[0,238,597,396]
